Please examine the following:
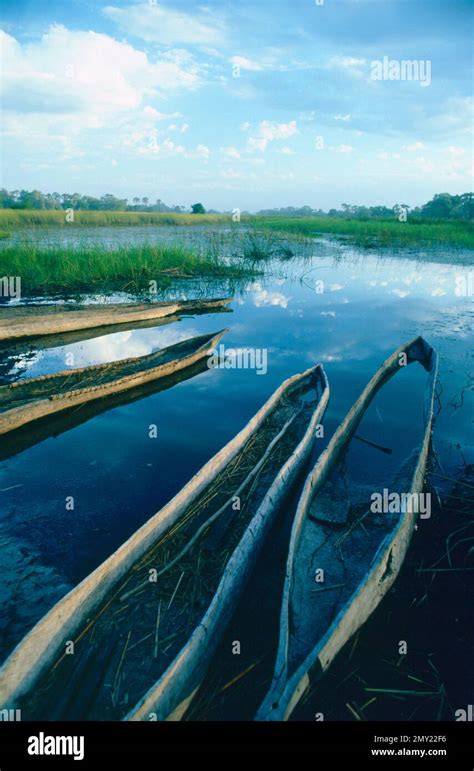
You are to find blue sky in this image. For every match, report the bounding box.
[1,0,472,210]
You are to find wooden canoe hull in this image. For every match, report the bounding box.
[125,365,330,721]
[0,365,329,714]
[0,330,227,436]
[0,298,232,342]
[256,337,438,721]
[0,356,212,463]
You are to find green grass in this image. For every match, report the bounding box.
[0,242,256,295]
[0,210,228,228]
[249,216,474,249]
[3,209,472,250]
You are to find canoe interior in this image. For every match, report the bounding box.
[286,363,432,680]
[18,369,325,720]
[0,332,218,414]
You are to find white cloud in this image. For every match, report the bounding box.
[168,122,189,133]
[248,136,268,152]
[220,168,243,179]
[220,146,241,159]
[250,282,290,308]
[0,26,204,163]
[327,56,366,76]
[278,146,294,155]
[137,137,185,157]
[143,106,181,121]
[195,144,211,161]
[431,287,447,297]
[1,26,200,120]
[377,151,401,160]
[334,113,351,121]
[404,142,426,152]
[414,156,436,173]
[248,120,297,152]
[319,353,343,362]
[448,146,465,156]
[230,55,263,72]
[400,272,422,286]
[260,120,297,140]
[103,3,225,45]
[391,289,410,298]
[335,144,354,154]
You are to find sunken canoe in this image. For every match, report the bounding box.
[0,364,329,720]
[0,330,226,436]
[0,298,232,342]
[256,336,438,721]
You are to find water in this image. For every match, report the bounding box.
[0,232,472,666]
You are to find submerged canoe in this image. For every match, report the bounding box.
[256,336,438,721]
[0,330,226,436]
[0,364,329,720]
[0,298,232,342]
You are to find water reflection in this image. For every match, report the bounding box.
[0,241,472,662]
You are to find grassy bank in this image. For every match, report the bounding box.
[0,210,228,228]
[251,216,474,249]
[1,209,473,251]
[0,242,255,295]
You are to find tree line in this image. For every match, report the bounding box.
[256,193,473,220]
[0,190,208,215]
[0,189,472,220]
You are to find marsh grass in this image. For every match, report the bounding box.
[3,209,472,250]
[0,242,256,295]
[0,210,228,228]
[251,216,474,250]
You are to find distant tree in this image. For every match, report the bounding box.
[132,197,140,206]
[191,202,206,214]
[421,193,454,219]
[452,193,474,221]
[142,197,149,207]
[98,194,127,211]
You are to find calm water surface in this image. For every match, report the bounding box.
[0,232,472,663]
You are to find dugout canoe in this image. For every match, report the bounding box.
[0,355,216,463]
[256,336,438,721]
[0,297,232,342]
[0,363,329,720]
[0,330,226,436]
[0,301,232,361]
